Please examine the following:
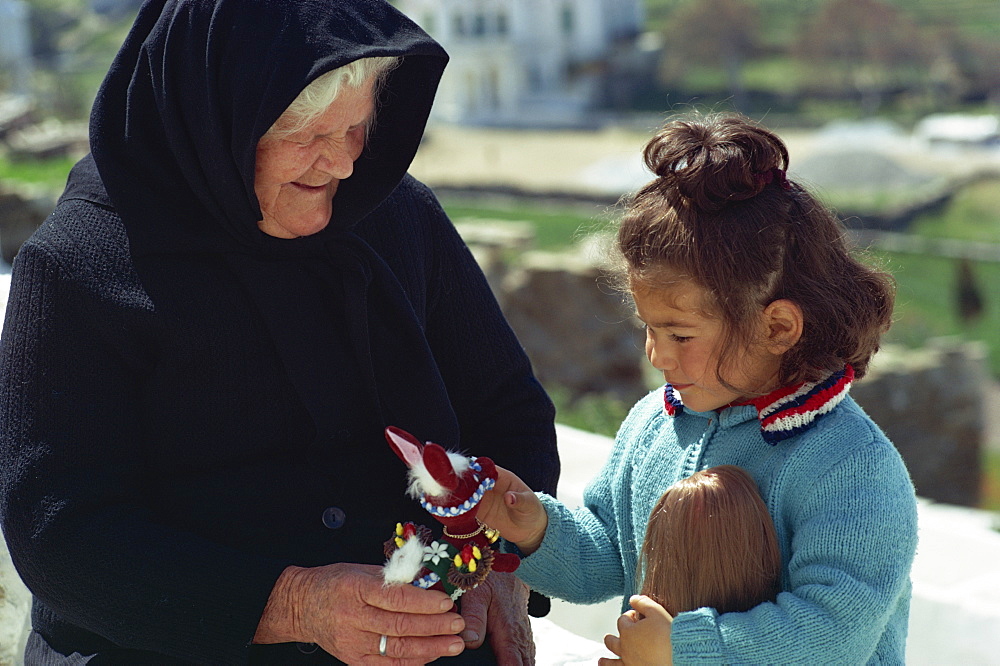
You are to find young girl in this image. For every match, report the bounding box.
[478,113,918,663]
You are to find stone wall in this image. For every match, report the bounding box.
[853,338,987,507]
[459,222,646,402]
[0,184,54,266]
[499,250,644,401]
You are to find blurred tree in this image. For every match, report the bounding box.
[18,0,133,119]
[954,258,985,327]
[23,0,85,66]
[794,0,931,115]
[948,33,1000,106]
[659,0,760,112]
[922,23,974,108]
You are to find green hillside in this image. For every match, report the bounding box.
[644,0,1000,37]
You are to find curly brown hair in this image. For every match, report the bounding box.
[615,112,894,385]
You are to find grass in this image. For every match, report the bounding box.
[547,387,634,439]
[908,179,1000,243]
[878,252,1000,376]
[0,156,76,190]
[984,450,1000,513]
[441,199,613,251]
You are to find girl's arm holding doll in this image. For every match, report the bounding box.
[662,431,917,663]
[484,409,916,663]
[560,415,913,665]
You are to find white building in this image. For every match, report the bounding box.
[396,0,644,126]
[0,0,32,94]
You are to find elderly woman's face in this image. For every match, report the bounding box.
[254,80,376,238]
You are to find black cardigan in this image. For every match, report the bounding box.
[0,173,558,663]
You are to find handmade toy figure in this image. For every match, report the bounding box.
[381,426,520,601]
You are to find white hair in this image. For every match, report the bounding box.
[266,56,400,138]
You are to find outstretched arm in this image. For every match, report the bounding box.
[476,466,549,554]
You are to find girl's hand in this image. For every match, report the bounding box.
[600,595,673,666]
[475,466,548,554]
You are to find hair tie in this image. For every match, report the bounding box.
[757,168,791,191]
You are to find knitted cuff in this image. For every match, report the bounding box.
[670,607,726,664]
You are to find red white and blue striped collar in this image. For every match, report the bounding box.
[663,365,855,445]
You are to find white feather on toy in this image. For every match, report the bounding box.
[383,537,425,585]
[405,451,471,499]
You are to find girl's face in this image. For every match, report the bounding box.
[633,279,782,413]
[254,79,376,238]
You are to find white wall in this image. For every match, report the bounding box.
[396,0,642,125]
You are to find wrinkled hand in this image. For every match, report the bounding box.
[459,572,534,665]
[476,465,548,554]
[254,563,465,664]
[600,595,673,666]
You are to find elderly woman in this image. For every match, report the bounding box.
[0,1,558,664]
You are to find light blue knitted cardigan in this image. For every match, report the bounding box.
[517,383,918,664]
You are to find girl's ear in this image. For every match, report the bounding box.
[762,299,803,354]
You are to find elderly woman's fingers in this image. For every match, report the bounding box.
[457,588,487,648]
[293,562,466,663]
[472,572,535,665]
[358,601,464,640]
[360,632,466,664]
[364,572,457,615]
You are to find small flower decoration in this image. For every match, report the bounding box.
[452,544,482,572]
[384,521,432,559]
[423,541,450,566]
[447,544,493,591]
[394,522,417,549]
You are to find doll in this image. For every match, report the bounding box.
[638,465,780,616]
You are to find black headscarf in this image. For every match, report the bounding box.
[72,0,461,444]
[90,0,447,253]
